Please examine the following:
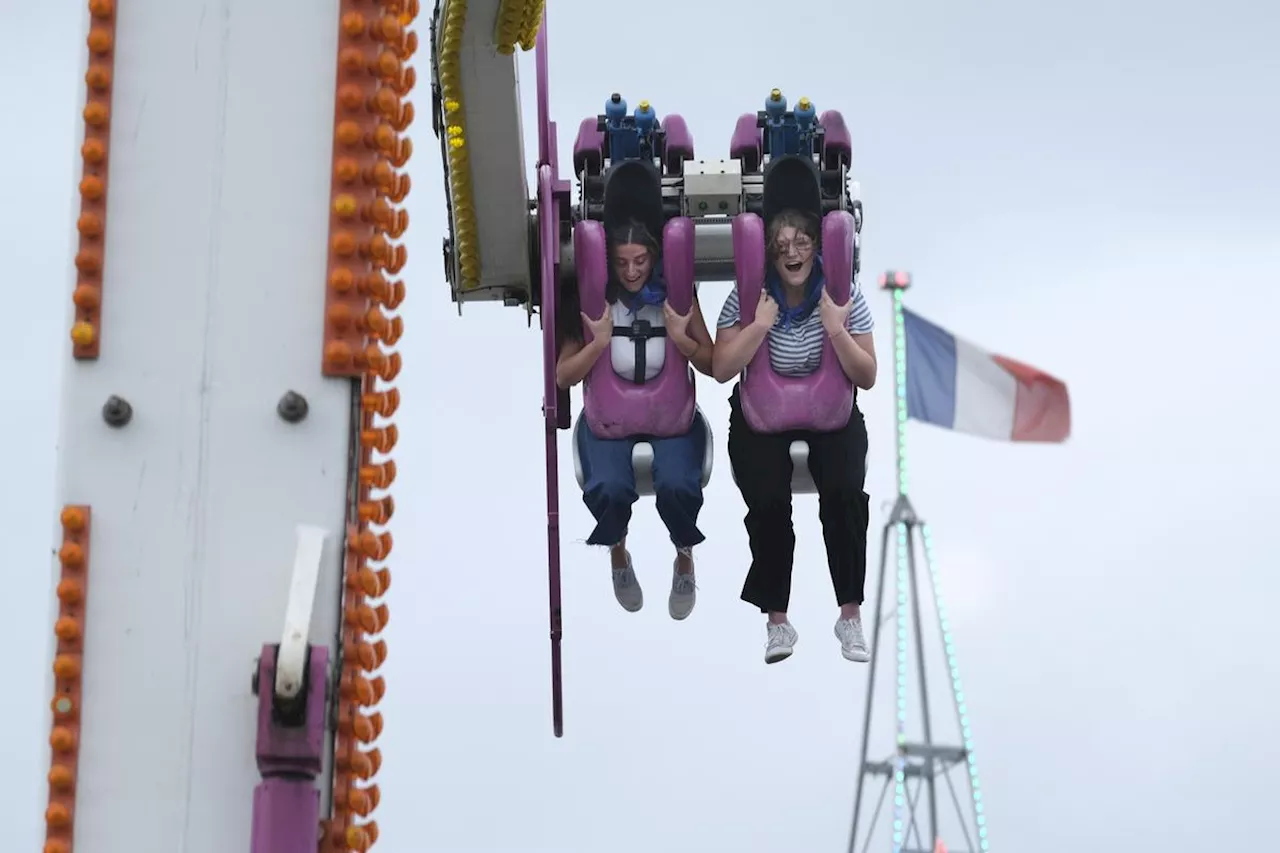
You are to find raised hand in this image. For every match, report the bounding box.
[582,307,613,344]
[754,290,779,329]
[662,300,691,340]
[819,290,852,336]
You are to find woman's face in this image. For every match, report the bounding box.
[771,225,816,288]
[612,243,653,291]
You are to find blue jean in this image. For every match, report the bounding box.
[577,412,707,549]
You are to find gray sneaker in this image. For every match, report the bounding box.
[834,616,870,662]
[668,561,696,620]
[765,621,798,664]
[611,552,643,612]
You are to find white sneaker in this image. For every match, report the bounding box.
[834,616,870,662]
[668,561,696,620]
[611,552,643,612]
[765,621,798,664]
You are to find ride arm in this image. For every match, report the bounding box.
[829,328,877,389]
[555,336,608,389]
[711,319,770,384]
[675,298,715,378]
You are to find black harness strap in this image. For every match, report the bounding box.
[621,316,665,384]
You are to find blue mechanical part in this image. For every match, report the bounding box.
[759,89,822,159]
[604,92,628,123]
[634,100,656,136]
[599,92,661,163]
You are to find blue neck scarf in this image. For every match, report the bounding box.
[766,254,825,328]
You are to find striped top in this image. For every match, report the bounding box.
[716,281,875,377]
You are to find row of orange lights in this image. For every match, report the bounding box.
[71,0,118,359]
[321,1,416,850]
[44,506,92,853]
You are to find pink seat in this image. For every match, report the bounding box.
[731,210,858,433]
[574,216,697,439]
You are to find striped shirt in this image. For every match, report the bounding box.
[716,281,874,377]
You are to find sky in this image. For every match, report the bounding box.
[4,0,1279,851]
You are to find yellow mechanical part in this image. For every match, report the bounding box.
[440,0,482,287]
[494,0,543,53]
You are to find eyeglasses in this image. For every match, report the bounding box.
[773,236,814,255]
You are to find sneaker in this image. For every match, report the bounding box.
[834,616,870,662]
[611,552,643,612]
[668,560,696,620]
[765,621,798,664]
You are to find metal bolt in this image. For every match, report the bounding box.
[102,395,132,427]
[277,390,308,423]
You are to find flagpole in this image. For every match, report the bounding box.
[886,272,911,497]
[846,271,990,853]
[886,271,936,848]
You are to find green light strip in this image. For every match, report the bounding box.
[921,522,988,851]
[892,521,908,851]
[892,289,909,495]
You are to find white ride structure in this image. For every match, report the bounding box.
[41,0,878,850]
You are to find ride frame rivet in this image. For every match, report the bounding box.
[102,395,132,427]
[277,390,309,423]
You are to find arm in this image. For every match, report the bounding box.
[710,288,771,383]
[829,328,877,389]
[711,322,769,383]
[828,283,877,388]
[673,297,715,377]
[555,336,608,389]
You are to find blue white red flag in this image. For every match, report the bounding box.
[903,308,1070,443]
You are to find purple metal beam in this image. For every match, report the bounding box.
[535,9,565,738]
[249,644,328,853]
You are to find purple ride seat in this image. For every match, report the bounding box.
[731,209,858,434]
[574,216,697,439]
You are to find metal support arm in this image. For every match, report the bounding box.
[248,525,331,853]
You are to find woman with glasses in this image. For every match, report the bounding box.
[711,208,878,664]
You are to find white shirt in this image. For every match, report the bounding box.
[609,300,666,381]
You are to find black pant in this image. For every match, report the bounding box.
[727,384,870,614]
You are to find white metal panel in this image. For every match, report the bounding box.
[55,1,349,851]
[447,0,531,300]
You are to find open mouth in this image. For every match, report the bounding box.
[784,261,804,273]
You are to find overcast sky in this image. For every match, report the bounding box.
[5,0,1278,851]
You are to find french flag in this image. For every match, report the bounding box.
[903,308,1071,443]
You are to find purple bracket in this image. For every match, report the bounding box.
[249,643,328,853]
[573,117,605,175]
[661,114,694,174]
[535,10,566,739]
[819,109,852,170]
[730,113,762,172]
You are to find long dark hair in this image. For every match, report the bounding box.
[557,219,662,347]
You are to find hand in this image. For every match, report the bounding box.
[582,307,612,346]
[819,290,852,337]
[753,290,779,329]
[662,300,695,354]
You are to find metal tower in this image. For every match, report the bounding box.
[847,271,989,853]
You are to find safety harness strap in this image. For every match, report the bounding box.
[621,318,665,384]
